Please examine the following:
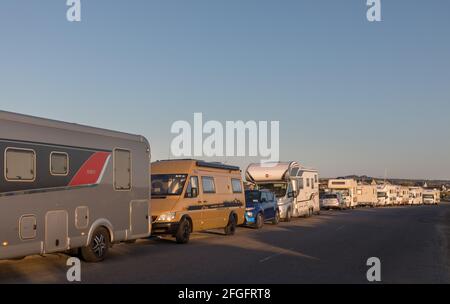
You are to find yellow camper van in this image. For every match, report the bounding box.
[150,160,245,244]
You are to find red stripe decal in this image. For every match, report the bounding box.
[69,152,111,186]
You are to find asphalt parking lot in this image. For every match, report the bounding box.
[1,203,449,284]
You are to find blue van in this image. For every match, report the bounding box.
[244,190,280,229]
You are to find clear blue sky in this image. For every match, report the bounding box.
[1,1,449,179]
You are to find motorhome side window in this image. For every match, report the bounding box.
[202,177,216,194]
[231,178,243,193]
[185,176,199,198]
[306,178,310,188]
[298,178,304,189]
[114,149,131,191]
[50,152,69,176]
[5,148,36,182]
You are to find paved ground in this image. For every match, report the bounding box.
[1,203,450,284]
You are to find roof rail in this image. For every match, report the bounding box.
[196,160,240,171]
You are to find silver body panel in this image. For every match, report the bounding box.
[0,110,151,260]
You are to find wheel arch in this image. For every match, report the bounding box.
[86,218,114,246]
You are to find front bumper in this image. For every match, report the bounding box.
[152,222,180,236]
[278,204,290,218]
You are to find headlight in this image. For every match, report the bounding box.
[157,212,176,222]
[247,212,253,217]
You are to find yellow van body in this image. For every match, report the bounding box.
[150,160,245,242]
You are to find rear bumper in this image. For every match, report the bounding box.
[151,222,180,236]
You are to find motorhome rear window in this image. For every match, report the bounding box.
[231,179,243,193]
[151,174,187,196]
[202,177,216,194]
[332,181,346,185]
[114,149,132,191]
[50,152,69,176]
[5,148,36,182]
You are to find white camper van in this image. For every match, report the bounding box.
[327,179,358,209]
[246,162,319,221]
[376,184,397,207]
[409,187,423,205]
[356,182,378,207]
[396,186,410,205]
[423,189,440,205]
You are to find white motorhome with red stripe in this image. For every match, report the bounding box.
[0,111,151,262]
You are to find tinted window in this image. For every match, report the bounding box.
[185,176,199,198]
[245,190,261,202]
[231,178,243,193]
[202,177,216,194]
[5,148,35,181]
[50,152,69,176]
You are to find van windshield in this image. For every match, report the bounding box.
[151,174,187,197]
[423,194,434,199]
[259,183,287,198]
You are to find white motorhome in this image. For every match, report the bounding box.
[423,189,440,205]
[356,181,377,207]
[376,184,397,207]
[246,162,319,221]
[396,186,410,205]
[409,187,423,205]
[327,179,358,209]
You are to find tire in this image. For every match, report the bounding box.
[224,214,237,235]
[80,226,110,263]
[284,209,292,222]
[272,210,280,225]
[175,218,191,244]
[255,213,264,229]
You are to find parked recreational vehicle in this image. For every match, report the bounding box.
[246,162,319,221]
[376,184,397,206]
[0,111,151,262]
[396,186,410,205]
[423,189,440,205]
[328,179,358,209]
[356,181,377,207]
[409,187,423,205]
[150,160,245,244]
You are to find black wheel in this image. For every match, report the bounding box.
[255,213,264,229]
[80,226,110,263]
[272,210,280,225]
[284,209,292,222]
[224,214,237,235]
[175,218,191,244]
